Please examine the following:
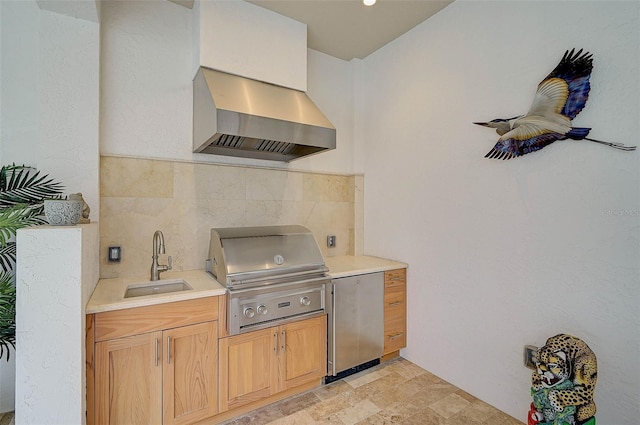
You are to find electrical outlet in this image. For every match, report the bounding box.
[524,345,538,370]
[327,235,336,248]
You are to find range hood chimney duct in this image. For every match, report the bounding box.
[193,67,336,162]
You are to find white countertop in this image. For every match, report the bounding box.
[325,255,407,278]
[87,256,407,314]
[86,269,226,314]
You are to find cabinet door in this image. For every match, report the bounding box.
[96,331,163,425]
[280,315,327,390]
[218,327,278,412]
[163,321,218,425]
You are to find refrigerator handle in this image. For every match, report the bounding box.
[329,282,336,376]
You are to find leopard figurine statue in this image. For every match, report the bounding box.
[529,334,597,425]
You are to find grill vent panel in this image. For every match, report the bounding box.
[214,135,296,154]
[217,134,244,148]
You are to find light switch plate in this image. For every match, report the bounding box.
[108,246,121,262]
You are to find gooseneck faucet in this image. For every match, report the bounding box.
[151,230,172,281]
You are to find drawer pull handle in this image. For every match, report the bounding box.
[388,301,403,307]
[274,332,278,353]
[389,333,404,340]
[155,338,159,367]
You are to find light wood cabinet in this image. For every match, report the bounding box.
[218,327,278,412]
[90,297,219,425]
[280,315,327,390]
[96,331,163,425]
[95,322,218,425]
[383,269,406,355]
[89,297,326,424]
[219,315,326,413]
[164,322,218,425]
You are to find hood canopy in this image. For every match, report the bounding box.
[193,68,336,162]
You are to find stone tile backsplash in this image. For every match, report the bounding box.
[100,156,362,279]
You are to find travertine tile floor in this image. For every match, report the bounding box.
[222,357,525,425]
[0,358,523,425]
[0,411,14,425]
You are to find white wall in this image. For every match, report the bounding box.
[360,1,639,424]
[100,0,194,164]
[0,1,100,218]
[195,0,307,90]
[0,0,100,413]
[100,0,355,175]
[302,49,355,174]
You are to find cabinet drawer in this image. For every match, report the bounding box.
[384,305,406,353]
[384,269,406,288]
[384,285,405,309]
[94,296,219,342]
[385,304,405,324]
[384,329,406,353]
[385,307,405,331]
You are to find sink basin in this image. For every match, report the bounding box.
[124,279,193,298]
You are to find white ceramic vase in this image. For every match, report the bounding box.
[44,199,83,226]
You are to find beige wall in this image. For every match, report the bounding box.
[100,156,363,279]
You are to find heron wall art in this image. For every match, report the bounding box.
[474,48,636,160]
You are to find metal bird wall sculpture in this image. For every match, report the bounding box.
[474,48,636,159]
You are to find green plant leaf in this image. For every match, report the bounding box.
[0,164,64,361]
[0,165,64,209]
[0,272,16,361]
[0,243,16,273]
[0,204,40,247]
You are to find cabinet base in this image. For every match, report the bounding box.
[381,350,400,363]
[195,380,322,425]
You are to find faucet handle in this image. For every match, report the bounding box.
[167,256,173,270]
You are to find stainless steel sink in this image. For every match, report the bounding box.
[124,278,193,298]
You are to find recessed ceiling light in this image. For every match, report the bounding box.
[363,0,376,6]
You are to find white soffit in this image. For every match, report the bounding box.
[172,0,452,61]
[36,0,100,22]
[168,0,195,9]
[246,0,453,61]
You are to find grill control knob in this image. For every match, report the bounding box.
[300,296,311,307]
[257,304,268,315]
[243,307,255,318]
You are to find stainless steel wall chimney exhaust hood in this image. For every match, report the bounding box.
[193,67,336,162]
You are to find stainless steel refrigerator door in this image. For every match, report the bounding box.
[328,272,384,375]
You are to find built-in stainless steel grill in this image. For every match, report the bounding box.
[207,225,328,335]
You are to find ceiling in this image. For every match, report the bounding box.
[246,0,453,61]
[171,0,453,61]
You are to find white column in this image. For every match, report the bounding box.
[16,224,99,425]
